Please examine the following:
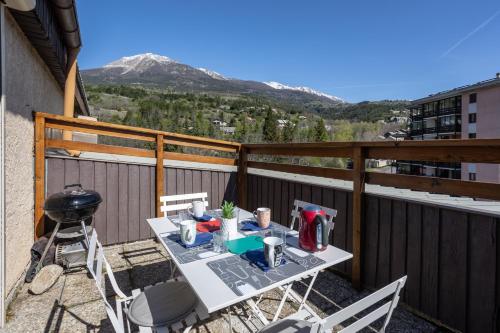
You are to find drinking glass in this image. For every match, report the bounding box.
[213,230,228,253]
[272,229,287,248]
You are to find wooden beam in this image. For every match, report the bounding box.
[46,139,155,158]
[62,51,78,155]
[238,147,248,209]
[156,135,164,217]
[366,172,500,201]
[352,147,365,289]
[163,151,237,166]
[246,146,353,158]
[45,121,156,142]
[34,115,45,239]
[366,146,500,163]
[247,161,353,181]
[164,138,238,152]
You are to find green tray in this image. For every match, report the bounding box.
[226,235,263,255]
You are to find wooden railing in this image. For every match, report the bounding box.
[238,140,500,288]
[34,112,500,291]
[34,112,240,239]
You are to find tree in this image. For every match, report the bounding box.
[234,113,248,142]
[313,118,328,142]
[262,107,279,142]
[282,119,297,143]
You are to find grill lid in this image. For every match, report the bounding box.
[44,184,102,212]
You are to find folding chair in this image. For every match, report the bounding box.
[159,192,209,218]
[86,231,209,333]
[258,276,407,333]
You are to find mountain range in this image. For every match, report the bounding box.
[81,53,344,107]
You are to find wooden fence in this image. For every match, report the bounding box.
[34,112,500,332]
[45,156,237,245]
[245,173,499,333]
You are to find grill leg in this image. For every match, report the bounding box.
[35,222,61,273]
[80,220,90,248]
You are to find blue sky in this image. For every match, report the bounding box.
[77,0,500,102]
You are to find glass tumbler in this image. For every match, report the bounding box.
[213,230,228,253]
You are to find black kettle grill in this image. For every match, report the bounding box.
[35,184,102,273]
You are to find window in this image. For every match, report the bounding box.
[469,113,477,123]
[468,133,476,138]
[469,93,477,104]
[469,173,476,181]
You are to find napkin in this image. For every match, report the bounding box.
[242,249,286,272]
[196,219,221,233]
[176,232,213,248]
[240,220,272,231]
[192,214,213,222]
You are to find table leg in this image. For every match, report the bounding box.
[298,271,319,311]
[246,298,269,325]
[227,306,233,333]
[273,283,293,322]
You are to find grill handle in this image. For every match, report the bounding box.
[64,183,83,190]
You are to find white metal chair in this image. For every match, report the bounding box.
[86,231,209,333]
[258,276,407,333]
[290,200,337,230]
[160,192,209,218]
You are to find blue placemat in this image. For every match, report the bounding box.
[240,220,273,231]
[242,249,286,272]
[192,214,213,222]
[175,232,213,248]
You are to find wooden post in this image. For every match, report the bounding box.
[34,114,46,239]
[237,146,248,209]
[156,134,164,217]
[352,146,365,289]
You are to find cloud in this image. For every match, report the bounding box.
[441,9,500,58]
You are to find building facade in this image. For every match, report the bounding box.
[399,75,500,182]
[0,1,87,326]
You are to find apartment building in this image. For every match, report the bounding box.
[398,74,500,182]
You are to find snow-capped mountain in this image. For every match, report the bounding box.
[103,53,176,75]
[264,81,341,102]
[82,53,344,105]
[198,68,227,80]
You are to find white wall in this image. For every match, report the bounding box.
[3,9,64,304]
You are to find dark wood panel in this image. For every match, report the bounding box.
[78,160,95,192]
[128,165,140,241]
[166,168,176,197]
[391,200,407,281]
[118,164,129,243]
[139,166,151,240]
[192,170,202,195]
[64,159,79,186]
[405,203,422,308]
[346,192,353,276]
[93,162,107,243]
[201,170,211,209]
[333,190,348,274]
[420,206,440,318]
[211,171,218,209]
[176,169,185,196]
[363,195,379,287]
[106,163,119,245]
[262,177,269,212]
[150,167,156,235]
[467,214,497,333]
[438,209,468,331]
[273,179,282,225]
[185,169,193,197]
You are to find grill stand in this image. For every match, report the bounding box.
[34,220,90,274]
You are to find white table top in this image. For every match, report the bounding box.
[147,210,352,313]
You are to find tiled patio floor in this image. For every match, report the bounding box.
[4,239,441,332]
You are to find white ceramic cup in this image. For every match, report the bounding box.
[189,201,205,218]
[180,220,197,245]
[263,236,284,268]
[253,207,271,228]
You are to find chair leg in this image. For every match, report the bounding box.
[227,306,233,333]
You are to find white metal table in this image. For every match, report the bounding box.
[147,209,352,328]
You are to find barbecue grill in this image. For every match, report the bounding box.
[36,184,102,273]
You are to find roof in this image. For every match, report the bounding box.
[412,75,500,105]
[9,0,88,115]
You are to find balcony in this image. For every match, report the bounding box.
[438,107,461,116]
[423,127,437,134]
[422,109,437,118]
[437,124,461,133]
[5,113,500,333]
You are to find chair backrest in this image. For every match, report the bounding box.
[87,231,128,333]
[315,276,407,333]
[160,192,209,217]
[290,199,337,230]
